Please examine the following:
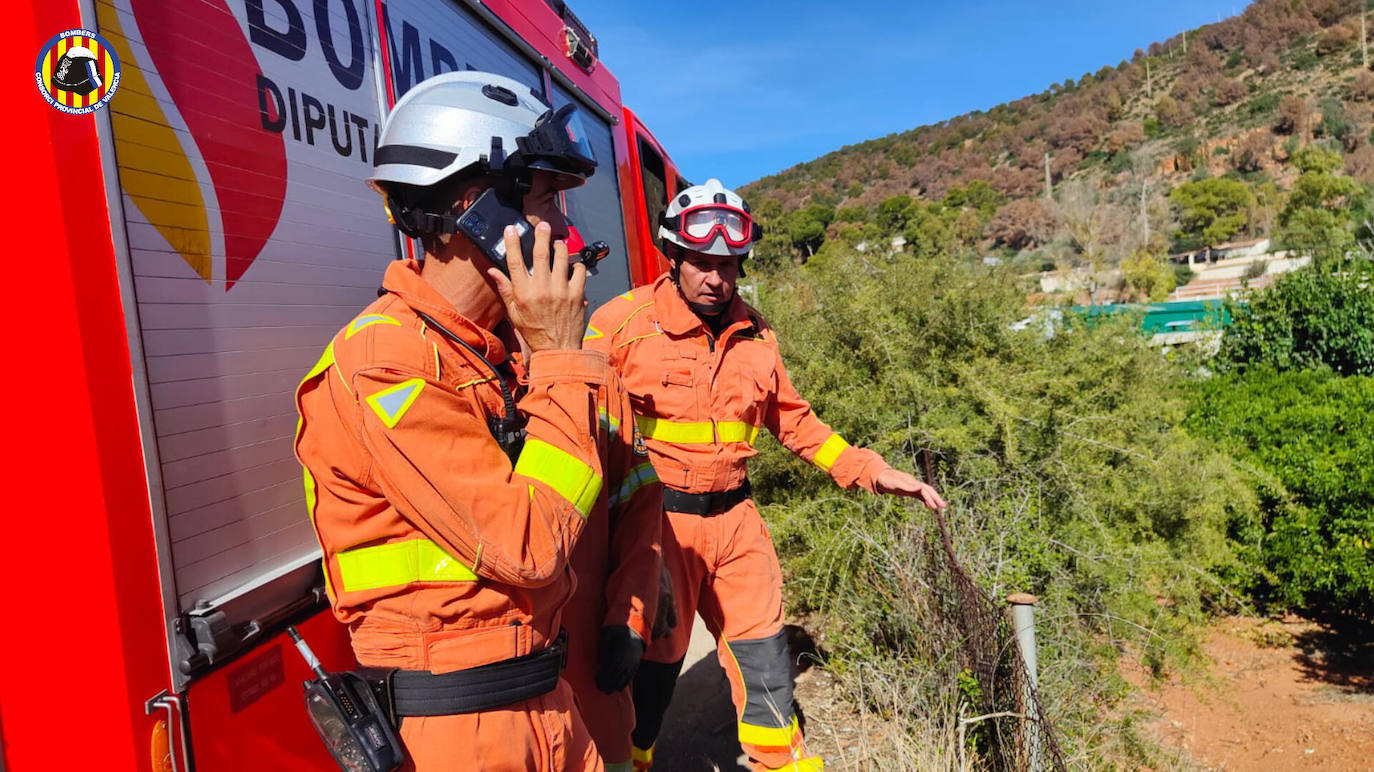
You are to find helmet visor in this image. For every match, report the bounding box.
[523,104,596,177]
[558,109,595,169]
[679,204,755,247]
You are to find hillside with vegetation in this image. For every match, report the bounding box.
[742,0,1374,302]
[734,1,1374,768]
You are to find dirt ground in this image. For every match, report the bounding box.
[655,613,1374,771]
[1126,614,1374,771]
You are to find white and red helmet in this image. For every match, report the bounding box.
[658,178,763,257]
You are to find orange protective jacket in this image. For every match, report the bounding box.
[295,259,640,675]
[583,273,890,497]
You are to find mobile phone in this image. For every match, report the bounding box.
[454,189,537,275]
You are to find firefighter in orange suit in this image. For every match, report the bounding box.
[562,426,664,772]
[585,179,947,772]
[295,71,653,771]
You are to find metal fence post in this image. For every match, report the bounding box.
[1007,593,1043,772]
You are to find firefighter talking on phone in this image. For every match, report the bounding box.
[294,70,660,772]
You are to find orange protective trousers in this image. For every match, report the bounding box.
[651,498,800,768]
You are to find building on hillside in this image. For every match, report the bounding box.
[1169,237,1272,266]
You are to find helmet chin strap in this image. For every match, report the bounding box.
[689,298,731,316]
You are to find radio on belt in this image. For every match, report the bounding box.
[287,626,405,772]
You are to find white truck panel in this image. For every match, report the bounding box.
[104,0,634,633]
[103,0,388,612]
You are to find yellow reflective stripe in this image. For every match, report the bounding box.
[298,345,339,600]
[610,462,658,508]
[583,324,604,341]
[302,468,319,524]
[737,716,800,748]
[635,416,759,446]
[336,539,477,592]
[604,763,633,772]
[303,342,336,383]
[635,416,714,444]
[598,406,621,435]
[717,421,760,446]
[813,433,850,472]
[302,467,336,602]
[631,746,653,765]
[345,313,401,339]
[513,439,602,518]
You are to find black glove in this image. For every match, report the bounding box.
[595,625,646,693]
[652,562,679,641]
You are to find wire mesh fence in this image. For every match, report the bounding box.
[920,450,1068,772]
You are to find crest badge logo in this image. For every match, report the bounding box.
[633,425,649,456]
[35,29,121,115]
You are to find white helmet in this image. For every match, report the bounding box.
[368,71,596,198]
[658,178,763,257]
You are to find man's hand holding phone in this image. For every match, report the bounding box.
[487,222,587,352]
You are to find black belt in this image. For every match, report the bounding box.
[370,635,566,717]
[662,480,751,516]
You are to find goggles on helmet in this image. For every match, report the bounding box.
[514,103,596,178]
[663,204,762,248]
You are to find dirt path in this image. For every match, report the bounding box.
[1127,615,1374,771]
[655,613,1374,770]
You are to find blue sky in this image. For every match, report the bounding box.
[572,0,1252,188]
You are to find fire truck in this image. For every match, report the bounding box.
[8,0,691,768]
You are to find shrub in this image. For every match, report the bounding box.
[1155,95,1186,128]
[1212,77,1249,106]
[1352,71,1374,102]
[1186,369,1374,615]
[1291,49,1319,70]
[752,245,1255,765]
[1121,249,1176,300]
[1219,262,1374,375]
[1245,92,1280,117]
[1275,94,1308,135]
[1315,24,1354,56]
[1232,132,1272,173]
[1173,263,1196,286]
